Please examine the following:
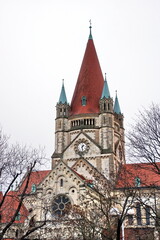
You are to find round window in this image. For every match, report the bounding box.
[52,195,71,216]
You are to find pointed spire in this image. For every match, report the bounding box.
[114,91,121,114]
[58,79,68,104]
[89,19,93,40]
[101,73,110,99]
[70,27,104,115]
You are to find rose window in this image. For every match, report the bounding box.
[52,195,71,216]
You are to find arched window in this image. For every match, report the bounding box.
[15,229,19,238]
[60,179,63,187]
[119,147,122,160]
[146,206,151,225]
[60,108,62,116]
[136,203,142,225]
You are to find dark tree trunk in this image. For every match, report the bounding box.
[116,219,121,240]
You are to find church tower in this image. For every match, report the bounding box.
[52,26,125,180]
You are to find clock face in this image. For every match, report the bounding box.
[74,139,89,155]
[78,142,87,152]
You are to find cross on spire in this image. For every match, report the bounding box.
[89,19,93,40]
[105,73,107,80]
[89,19,92,28]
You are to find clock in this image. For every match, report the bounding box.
[74,139,89,155]
[78,142,87,152]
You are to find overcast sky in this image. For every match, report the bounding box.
[0,0,160,167]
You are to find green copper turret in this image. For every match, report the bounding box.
[58,80,68,104]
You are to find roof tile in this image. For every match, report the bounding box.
[117,162,160,188]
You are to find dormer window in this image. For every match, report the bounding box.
[135,177,141,187]
[31,184,36,193]
[15,212,21,221]
[81,96,87,106]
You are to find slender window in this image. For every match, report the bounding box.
[60,179,63,187]
[82,96,87,106]
[146,206,150,225]
[136,203,142,225]
[15,229,19,238]
[119,147,122,160]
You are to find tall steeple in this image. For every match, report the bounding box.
[101,73,110,99]
[52,26,125,180]
[114,91,121,114]
[58,80,67,104]
[70,25,104,115]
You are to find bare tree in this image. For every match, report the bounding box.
[0,129,47,240]
[127,103,160,174]
[69,175,138,240]
[126,103,160,238]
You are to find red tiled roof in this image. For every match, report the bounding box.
[0,170,51,224]
[117,162,160,188]
[0,191,28,223]
[18,170,51,194]
[70,37,104,115]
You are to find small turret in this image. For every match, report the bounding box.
[58,79,67,104]
[56,80,70,118]
[99,74,113,113]
[53,80,70,161]
[101,73,110,99]
[114,91,123,128]
[114,91,121,114]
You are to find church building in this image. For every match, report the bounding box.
[1,26,160,240]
